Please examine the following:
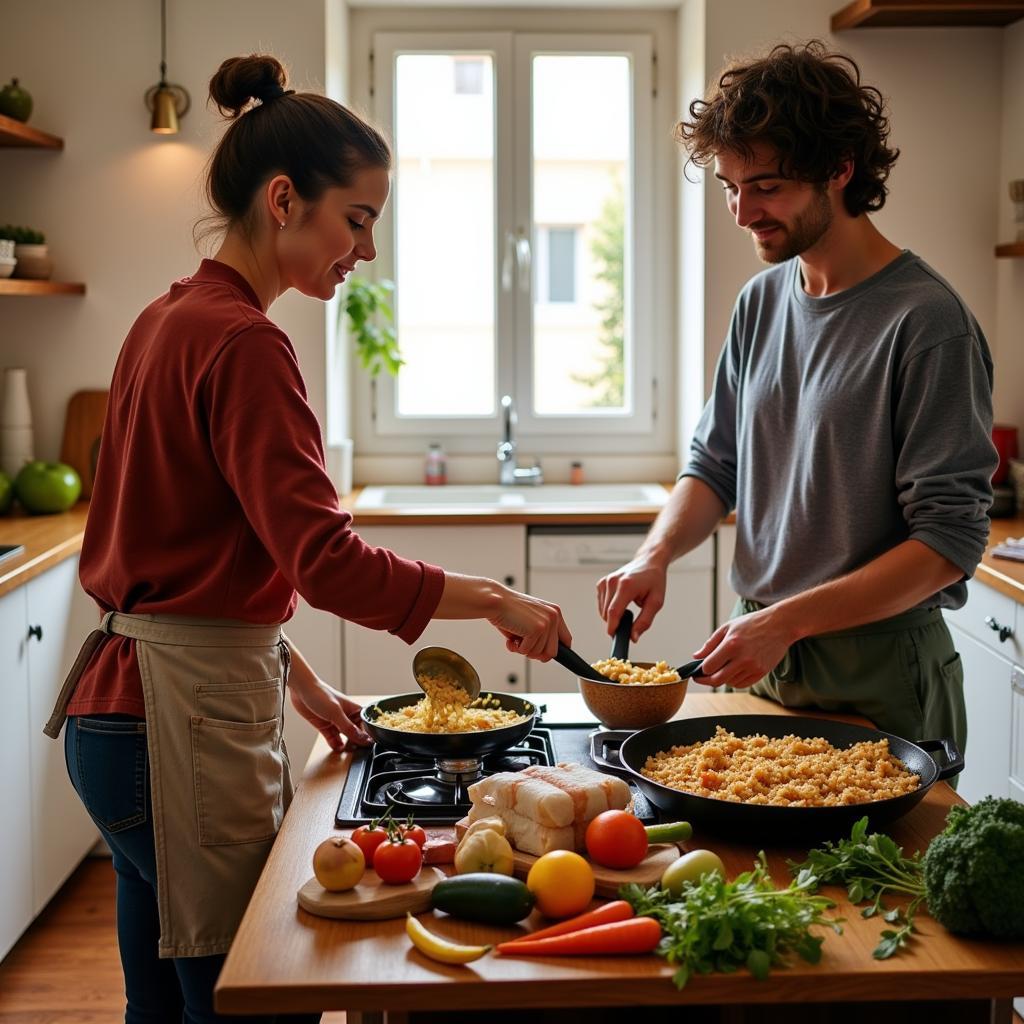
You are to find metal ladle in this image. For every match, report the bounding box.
[412,645,482,701]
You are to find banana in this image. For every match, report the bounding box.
[405,912,492,965]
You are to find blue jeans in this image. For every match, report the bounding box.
[65,714,320,1024]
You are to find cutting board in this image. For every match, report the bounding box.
[455,819,680,899]
[59,390,108,498]
[297,865,449,921]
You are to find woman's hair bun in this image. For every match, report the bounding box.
[209,54,288,118]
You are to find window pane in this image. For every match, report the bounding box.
[394,54,495,417]
[532,54,630,414]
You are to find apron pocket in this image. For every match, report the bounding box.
[72,716,148,834]
[191,717,285,846]
[194,677,282,723]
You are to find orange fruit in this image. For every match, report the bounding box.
[525,850,595,918]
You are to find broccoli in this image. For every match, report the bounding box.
[922,797,1024,939]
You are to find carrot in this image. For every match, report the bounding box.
[499,900,634,947]
[496,916,662,956]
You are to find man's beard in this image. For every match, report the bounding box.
[751,187,833,264]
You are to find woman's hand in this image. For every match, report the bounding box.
[289,677,372,752]
[596,554,668,642]
[691,606,796,689]
[488,585,571,661]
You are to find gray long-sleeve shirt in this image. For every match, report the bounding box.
[684,250,997,611]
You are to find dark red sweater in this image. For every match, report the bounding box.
[69,260,445,717]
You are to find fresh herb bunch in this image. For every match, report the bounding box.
[621,852,842,990]
[789,817,925,959]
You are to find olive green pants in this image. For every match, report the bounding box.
[728,600,967,757]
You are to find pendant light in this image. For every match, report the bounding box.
[144,0,190,135]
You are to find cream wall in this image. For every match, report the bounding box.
[0,0,339,462]
[0,1,1016,473]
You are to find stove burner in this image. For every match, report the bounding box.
[437,757,484,783]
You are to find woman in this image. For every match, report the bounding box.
[43,54,569,1024]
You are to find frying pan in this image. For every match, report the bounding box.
[556,609,705,683]
[590,714,963,840]
[361,690,539,759]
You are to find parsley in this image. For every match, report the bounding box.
[621,852,842,990]
[788,816,926,960]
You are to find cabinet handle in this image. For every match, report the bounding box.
[506,674,519,686]
[27,624,42,642]
[504,576,515,587]
[984,616,1013,643]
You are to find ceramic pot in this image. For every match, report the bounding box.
[12,244,52,280]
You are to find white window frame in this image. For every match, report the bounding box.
[356,28,668,455]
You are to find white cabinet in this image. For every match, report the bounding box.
[26,557,101,915]
[944,579,1020,805]
[0,585,33,961]
[344,526,527,695]
[0,555,100,961]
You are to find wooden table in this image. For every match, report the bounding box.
[215,693,1024,1023]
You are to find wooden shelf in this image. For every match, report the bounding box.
[0,280,85,296]
[0,113,63,150]
[832,0,1024,29]
[995,242,1024,258]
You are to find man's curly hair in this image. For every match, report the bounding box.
[676,40,899,216]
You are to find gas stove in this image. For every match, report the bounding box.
[335,723,658,827]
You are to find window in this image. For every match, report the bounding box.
[363,30,663,451]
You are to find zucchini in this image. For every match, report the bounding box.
[645,820,693,844]
[431,873,535,924]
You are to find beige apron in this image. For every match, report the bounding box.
[44,611,294,958]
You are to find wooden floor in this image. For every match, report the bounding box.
[0,856,345,1023]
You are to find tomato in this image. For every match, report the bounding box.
[374,837,423,885]
[400,823,427,849]
[660,849,726,897]
[584,810,649,869]
[351,824,388,867]
[526,850,595,919]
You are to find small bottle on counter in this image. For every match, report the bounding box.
[424,443,447,486]
[570,460,584,485]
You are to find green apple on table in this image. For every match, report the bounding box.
[14,461,81,514]
[0,471,13,514]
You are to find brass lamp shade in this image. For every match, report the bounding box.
[145,82,190,135]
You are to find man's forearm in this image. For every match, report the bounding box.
[639,476,728,568]
[769,539,964,643]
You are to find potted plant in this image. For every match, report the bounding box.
[329,277,402,495]
[1,225,51,280]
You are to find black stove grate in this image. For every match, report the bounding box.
[334,724,657,827]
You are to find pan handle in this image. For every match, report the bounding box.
[588,730,635,778]
[556,642,606,682]
[916,738,965,781]
[612,609,633,661]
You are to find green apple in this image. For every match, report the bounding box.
[0,79,33,123]
[14,461,81,514]
[0,471,12,514]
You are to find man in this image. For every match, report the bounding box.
[598,41,996,748]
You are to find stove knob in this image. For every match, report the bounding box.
[507,673,519,686]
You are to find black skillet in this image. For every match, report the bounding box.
[361,690,539,759]
[555,609,705,682]
[590,714,963,841]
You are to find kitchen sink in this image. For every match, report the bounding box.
[354,483,668,510]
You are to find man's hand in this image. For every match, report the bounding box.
[289,677,372,752]
[693,605,796,689]
[596,554,668,641]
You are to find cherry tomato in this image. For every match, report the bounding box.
[351,824,388,867]
[374,837,423,885]
[400,822,427,848]
[584,810,649,869]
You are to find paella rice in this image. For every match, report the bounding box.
[591,657,681,685]
[640,725,920,806]
[372,670,528,733]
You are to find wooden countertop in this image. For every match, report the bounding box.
[976,515,1024,605]
[0,502,89,599]
[215,692,1024,1018]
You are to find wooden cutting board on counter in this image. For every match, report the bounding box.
[59,390,108,498]
[297,865,450,921]
[455,819,680,899]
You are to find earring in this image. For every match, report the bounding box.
[278,221,285,231]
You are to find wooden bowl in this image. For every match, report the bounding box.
[578,662,688,730]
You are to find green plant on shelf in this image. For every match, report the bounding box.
[0,225,46,245]
[341,276,403,377]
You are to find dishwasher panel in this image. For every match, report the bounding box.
[527,526,714,694]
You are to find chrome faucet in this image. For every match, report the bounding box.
[497,394,543,485]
